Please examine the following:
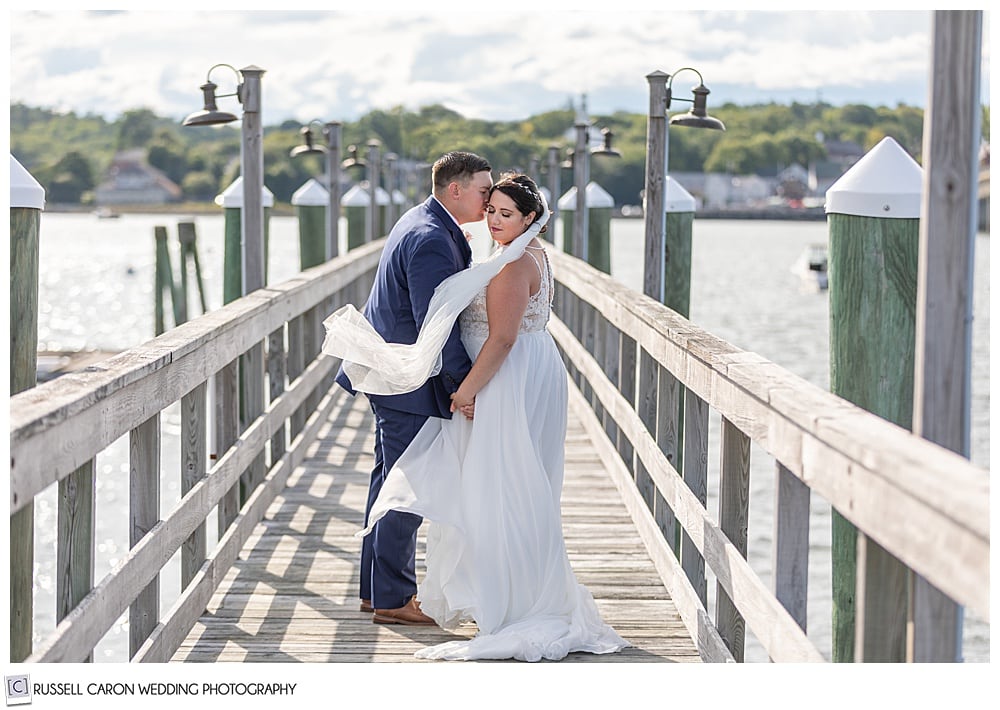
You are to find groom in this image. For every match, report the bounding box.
[335,151,493,625]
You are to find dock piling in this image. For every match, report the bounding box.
[826,136,923,662]
[9,155,45,662]
[292,178,329,269]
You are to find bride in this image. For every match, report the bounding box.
[323,173,628,662]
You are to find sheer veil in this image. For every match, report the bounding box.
[320,193,551,395]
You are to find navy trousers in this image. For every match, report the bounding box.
[361,402,429,610]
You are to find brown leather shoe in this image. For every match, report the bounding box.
[360,599,373,613]
[373,596,436,626]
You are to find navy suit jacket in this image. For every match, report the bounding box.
[335,197,474,418]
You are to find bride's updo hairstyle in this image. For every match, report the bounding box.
[490,173,547,234]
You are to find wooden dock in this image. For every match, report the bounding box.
[171,390,701,663]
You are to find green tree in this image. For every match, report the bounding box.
[117,108,159,149]
[147,129,189,184]
[181,171,220,201]
[45,150,96,203]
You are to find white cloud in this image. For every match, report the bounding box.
[8,9,992,124]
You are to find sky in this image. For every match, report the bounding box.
[7,5,992,128]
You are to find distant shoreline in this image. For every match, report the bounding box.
[46,203,830,222]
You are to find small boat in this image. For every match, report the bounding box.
[792,243,828,290]
[94,207,121,219]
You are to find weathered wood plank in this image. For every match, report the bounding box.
[773,463,810,634]
[172,391,702,664]
[57,458,95,663]
[716,417,750,661]
[130,414,160,658]
[181,383,207,589]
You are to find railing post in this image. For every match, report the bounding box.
[826,136,922,662]
[57,458,95,663]
[909,9,981,663]
[287,315,306,439]
[130,414,161,658]
[181,383,208,589]
[680,392,708,606]
[654,363,680,553]
[268,326,288,467]
[215,361,240,531]
[717,418,750,661]
[9,155,44,662]
[772,462,810,635]
[617,333,637,472]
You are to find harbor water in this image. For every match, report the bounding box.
[26,211,990,662]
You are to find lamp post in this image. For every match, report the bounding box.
[341,145,368,251]
[572,110,589,261]
[546,144,561,233]
[642,67,725,304]
[182,63,268,572]
[567,97,622,263]
[641,67,725,616]
[183,64,267,296]
[290,119,343,259]
[366,139,381,243]
[383,151,398,228]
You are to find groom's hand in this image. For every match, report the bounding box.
[450,391,475,419]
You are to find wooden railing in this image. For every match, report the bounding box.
[11,236,988,664]
[8,240,382,662]
[547,248,989,662]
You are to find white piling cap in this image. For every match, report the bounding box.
[664,177,696,213]
[341,184,369,206]
[558,182,615,210]
[10,155,45,209]
[825,136,922,218]
[291,178,329,207]
[215,176,275,208]
[392,189,406,205]
[342,183,390,206]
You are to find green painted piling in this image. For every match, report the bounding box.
[217,177,274,303]
[292,178,328,269]
[154,225,182,333]
[662,178,696,319]
[10,155,45,662]
[343,184,369,251]
[826,137,922,663]
[558,182,615,273]
[178,221,208,314]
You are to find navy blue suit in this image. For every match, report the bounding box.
[335,196,473,609]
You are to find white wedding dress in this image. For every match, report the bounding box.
[359,246,628,662]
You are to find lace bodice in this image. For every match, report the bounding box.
[459,245,553,340]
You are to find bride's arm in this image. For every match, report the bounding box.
[449,258,532,412]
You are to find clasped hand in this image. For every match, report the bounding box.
[450,391,475,420]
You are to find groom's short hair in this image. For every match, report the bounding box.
[432,151,491,193]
